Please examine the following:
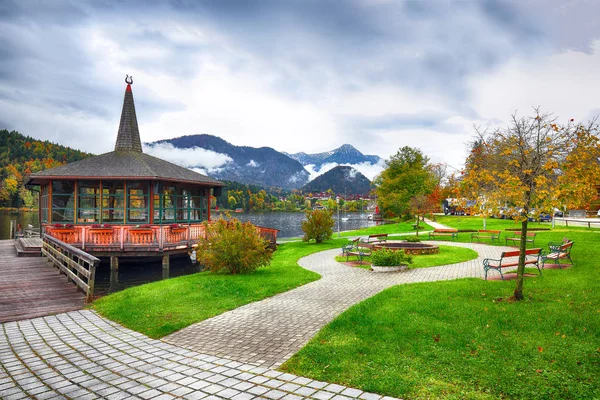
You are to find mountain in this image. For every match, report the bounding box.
[286,144,381,167]
[301,166,372,195]
[149,134,310,190]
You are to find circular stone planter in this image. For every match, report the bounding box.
[374,241,439,255]
[371,265,408,273]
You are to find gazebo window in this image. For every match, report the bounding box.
[187,188,205,222]
[154,185,176,223]
[77,181,100,223]
[127,181,149,223]
[40,183,50,223]
[52,181,75,223]
[102,181,124,223]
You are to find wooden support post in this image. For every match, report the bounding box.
[162,254,169,279]
[110,267,119,291]
[110,256,119,271]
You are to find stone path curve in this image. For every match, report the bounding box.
[165,241,514,368]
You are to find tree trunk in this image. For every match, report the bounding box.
[483,217,487,230]
[513,218,528,300]
[415,215,420,237]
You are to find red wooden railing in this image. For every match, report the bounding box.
[44,223,278,253]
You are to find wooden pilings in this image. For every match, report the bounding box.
[162,254,169,279]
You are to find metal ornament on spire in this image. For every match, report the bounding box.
[115,76,142,152]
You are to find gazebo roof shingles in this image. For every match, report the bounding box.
[27,79,223,187]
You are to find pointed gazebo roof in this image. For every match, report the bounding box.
[114,76,143,152]
[26,77,224,187]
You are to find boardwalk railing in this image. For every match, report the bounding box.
[9,220,41,239]
[42,235,100,303]
[44,223,278,253]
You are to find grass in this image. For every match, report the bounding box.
[434,215,550,232]
[281,220,600,399]
[92,238,347,338]
[339,220,432,237]
[336,245,478,270]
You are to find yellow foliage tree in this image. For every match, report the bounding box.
[461,109,600,300]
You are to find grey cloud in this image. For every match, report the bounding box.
[347,112,449,131]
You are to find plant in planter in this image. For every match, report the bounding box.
[371,248,413,272]
[405,235,421,243]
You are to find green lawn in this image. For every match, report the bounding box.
[339,220,432,237]
[281,222,600,399]
[435,215,550,232]
[92,239,347,338]
[336,245,478,270]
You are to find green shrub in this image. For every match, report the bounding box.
[405,235,421,242]
[302,209,335,243]
[196,218,272,274]
[371,248,413,266]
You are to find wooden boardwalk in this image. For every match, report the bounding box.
[0,239,84,323]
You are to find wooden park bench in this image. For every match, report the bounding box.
[367,233,388,243]
[341,238,372,263]
[342,238,360,258]
[542,239,574,269]
[428,228,458,240]
[483,248,542,280]
[505,231,536,246]
[471,230,501,243]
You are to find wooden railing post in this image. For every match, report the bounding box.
[42,234,100,304]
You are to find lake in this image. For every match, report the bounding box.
[0,210,378,240]
[1,210,380,296]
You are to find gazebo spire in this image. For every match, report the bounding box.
[114,75,143,152]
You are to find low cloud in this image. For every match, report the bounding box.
[304,159,385,182]
[247,159,259,167]
[144,142,232,173]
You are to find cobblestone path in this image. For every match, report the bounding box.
[166,241,513,368]
[1,311,399,400]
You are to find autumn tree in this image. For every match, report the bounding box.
[196,218,272,274]
[461,109,600,300]
[302,209,335,243]
[374,146,435,219]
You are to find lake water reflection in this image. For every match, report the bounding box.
[217,211,378,238]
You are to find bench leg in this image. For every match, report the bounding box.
[498,268,504,280]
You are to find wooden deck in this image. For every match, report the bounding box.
[0,239,85,323]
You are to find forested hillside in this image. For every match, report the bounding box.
[0,130,89,208]
[215,180,308,212]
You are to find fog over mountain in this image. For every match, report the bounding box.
[144,134,385,189]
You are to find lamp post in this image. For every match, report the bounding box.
[336,196,340,237]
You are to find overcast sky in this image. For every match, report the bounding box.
[1,0,599,173]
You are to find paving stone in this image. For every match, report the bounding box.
[312,391,336,400]
[183,392,208,400]
[341,388,363,397]
[358,393,382,400]
[263,389,287,399]
[294,386,317,397]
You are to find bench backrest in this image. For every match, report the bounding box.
[434,229,458,233]
[501,248,542,258]
[560,241,573,251]
[478,230,501,233]
[369,233,387,238]
[511,231,536,237]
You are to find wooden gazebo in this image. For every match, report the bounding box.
[26,77,276,268]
